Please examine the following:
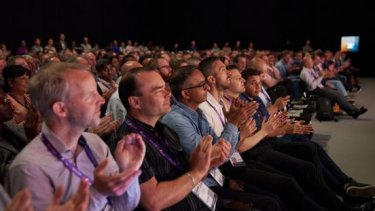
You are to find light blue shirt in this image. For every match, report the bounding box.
[106,90,127,123]
[276,60,289,80]
[161,101,240,187]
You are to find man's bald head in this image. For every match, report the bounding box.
[120,61,143,76]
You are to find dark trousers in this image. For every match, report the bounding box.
[280,134,352,196]
[220,161,325,211]
[211,185,286,211]
[310,87,355,115]
[266,83,289,102]
[241,140,350,211]
[339,69,358,90]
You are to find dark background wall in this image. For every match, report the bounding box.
[1,0,374,76]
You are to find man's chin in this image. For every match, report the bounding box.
[92,118,101,127]
[164,104,172,112]
[162,108,171,116]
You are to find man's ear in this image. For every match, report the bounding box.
[181,90,191,100]
[128,96,141,109]
[207,75,215,85]
[7,80,15,89]
[51,102,68,118]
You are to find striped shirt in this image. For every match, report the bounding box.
[108,115,205,211]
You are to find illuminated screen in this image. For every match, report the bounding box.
[341,36,359,52]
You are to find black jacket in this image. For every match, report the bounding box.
[0,123,29,184]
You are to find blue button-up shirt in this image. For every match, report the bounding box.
[239,93,270,130]
[276,60,289,80]
[161,101,240,187]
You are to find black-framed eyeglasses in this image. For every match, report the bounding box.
[183,80,208,90]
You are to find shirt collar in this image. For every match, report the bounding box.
[206,92,223,110]
[239,92,252,102]
[126,115,156,132]
[172,100,199,121]
[41,123,72,154]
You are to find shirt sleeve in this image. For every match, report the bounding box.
[7,163,53,211]
[275,62,286,79]
[162,111,239,157]
[300,68,323,91]
[139,156,155,184]
[219,122,240,153]
[199,102,222,137]
[197,107,239,153]
[161,113,201,157]
[106,95,127,123]
[272,66,282,81]
[110,178,140,211]
[0,185,11,210]
[104,142,141,211]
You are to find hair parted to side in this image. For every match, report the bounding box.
[118,67,154,110]
[198,56,221,78]
[241,68,261,81]
[29,62,89,118]
[169,65,197,101]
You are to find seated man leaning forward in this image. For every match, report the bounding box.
[108,67,285,211]
[6,63,145,211]
[107,67,214,211]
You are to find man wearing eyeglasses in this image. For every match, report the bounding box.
[147,57,173,82]
[107,67,216,210]
[162,65,286,211]
[162,58,358,211]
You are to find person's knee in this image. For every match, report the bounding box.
[251,195,284,211]
[299,162,318,179]
[259,197,284,211]
[280,176,301,191]
[303,142,318,157]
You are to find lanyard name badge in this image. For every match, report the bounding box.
[206,100,226,128]
[209,168,225,187]
[126,118,218,209]
[207,100,246,167]
[41,134,97,185]
[229,151,246,167]
[192,182,218,211]
[124,118,185,171]
[41,134,114,206]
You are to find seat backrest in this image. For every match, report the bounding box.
[299,79,309,94]
[316,97,337,121]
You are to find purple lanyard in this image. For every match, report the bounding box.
[223,95,232,104]
[124,118,184,171]
[311,67,320,79]
[206,100,226,128]
[97,77,114,90]
[261,88,272,104]
[41,134,98,185]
